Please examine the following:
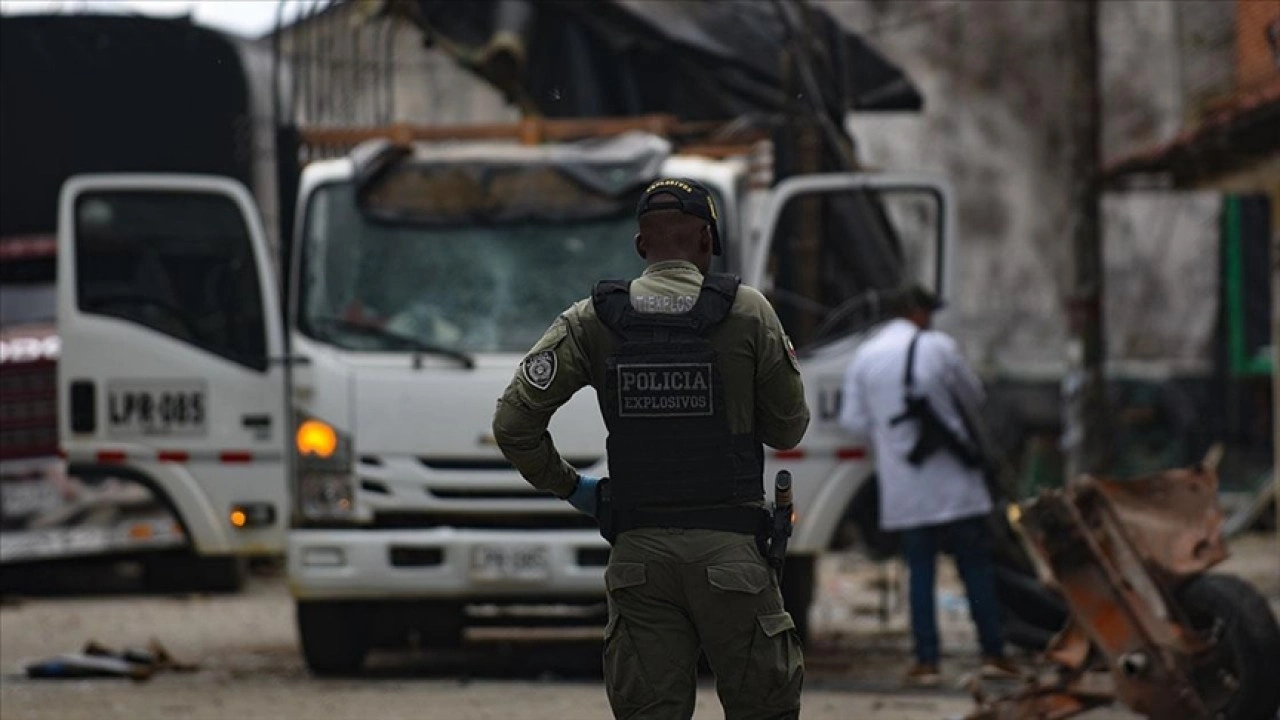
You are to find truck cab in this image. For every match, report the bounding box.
[56,177,290,565]
[56,124,951,674]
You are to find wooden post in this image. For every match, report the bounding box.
[1063,0,1111,482]
[1272,212,1279,541]
[777,8,823,346]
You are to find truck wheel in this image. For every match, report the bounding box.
[1178,573,1280,720]
[417,602,465,648]
[780,555,815,645]
[143,553,244,594]
[297,601,371,676]
[995,565,1067,651]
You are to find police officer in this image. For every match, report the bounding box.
[493,178,810,719]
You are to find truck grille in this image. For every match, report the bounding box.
[428,487,548,500]
[0,361,57,460]
[371,511,598,531]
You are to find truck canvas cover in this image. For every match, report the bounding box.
[356,132,671,224]
[0,15,253,239]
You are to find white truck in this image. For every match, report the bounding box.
[4,13,281,587]
[57,121,952,673]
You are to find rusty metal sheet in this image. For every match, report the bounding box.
[1091,466,1227,580]
[977,459,1232,719]
[1044,623,1092,670]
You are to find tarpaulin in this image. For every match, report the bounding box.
[407,0,924,313]
[0,15,253,237]
[411,0,922,123]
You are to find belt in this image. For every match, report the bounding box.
[614,505,767,536]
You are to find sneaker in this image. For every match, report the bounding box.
[980,655,1020,679]
[903,663,942,687]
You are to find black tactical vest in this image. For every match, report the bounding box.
[592,273,765,510]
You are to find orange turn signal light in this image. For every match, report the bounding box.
[228,503,275,530]
[296,419,338,458]
[128,523,154,540]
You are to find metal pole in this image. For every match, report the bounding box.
[1272,219,1279,543]
[1062,0,1110,482]
[772,1,823,345]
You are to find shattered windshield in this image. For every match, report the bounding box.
[298,182,644,354]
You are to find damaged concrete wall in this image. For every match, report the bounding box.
[1099,0,1184,163]
[825,0,1234,376]
[833,0,1075,374]
[275,5,517,128]
[1103,192,1221,373]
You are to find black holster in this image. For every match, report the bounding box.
[763,506,792,578]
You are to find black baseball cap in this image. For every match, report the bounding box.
[905,284,945,311]
[636,178,723,255]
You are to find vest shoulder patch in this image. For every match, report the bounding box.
[522,349,558,390]
[784,334,801,372]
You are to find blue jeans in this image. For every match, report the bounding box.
[901,515,1004,665]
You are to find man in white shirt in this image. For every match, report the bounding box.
[840,285,1015,686]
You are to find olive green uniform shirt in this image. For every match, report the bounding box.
[493,260,810,497]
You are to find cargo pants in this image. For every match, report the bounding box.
[603,528,804,720]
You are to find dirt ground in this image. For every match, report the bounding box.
[1,533,1274,720]
[0,579,990,720]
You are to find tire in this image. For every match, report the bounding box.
[1001,610,1060,652]
[368,601,466,649]
[994,565,1068,651]
[297,601,371,676]
[416,601,465,648]
[780,554,816,646]
[143,553,244,594]
[1178,573,1280,720]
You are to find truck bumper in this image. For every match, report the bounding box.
[288,528,609,601]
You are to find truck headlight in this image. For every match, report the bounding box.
[294,415,354,522]
[297,471,354,520]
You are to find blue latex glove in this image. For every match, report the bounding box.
[566,474,600,518]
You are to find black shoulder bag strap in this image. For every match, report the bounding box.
[898,329,986,469]
[903,330,923,394]
[889,331,923,427]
